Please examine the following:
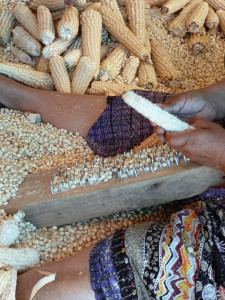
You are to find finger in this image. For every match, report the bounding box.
[165,130,192,148]
[150,121,157,127]
[154,126,165,135]
[157,134,165,142]
[159,93,187,114]
[188,119,216,129]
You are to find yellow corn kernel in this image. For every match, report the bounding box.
[64,48,82,69]
[100,44,128,81]
[100,0,124,21]
[168,0,202,37]
[217,9,225,35]
[42,38,73,59]
[122,55,140,84]
[138,61,157,88]
[36,55,50,73]
[12,26,42,57]
[81,9,102,78]
[99,5,151,63]
[89,81,138,96]
[188,26,206,55]
[50,55,71,93]
[205,0,225,10]
[51,9,65,21]
[37,5,55,45]
[13,5,40,41]
[57,7,79,40]
[205,6,219,31]
[71,56,96,94]
[11,46,35,67]
[150,38,179,81]
[100,44,109,61]
[125,0,146,44]
[187,1,209,33]
[134,133,161,151]
[161,0,191,14]
[0,62,54,90]
[29,0,70,11]
[0,9,15,46]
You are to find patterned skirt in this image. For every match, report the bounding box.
[89,189,225,300]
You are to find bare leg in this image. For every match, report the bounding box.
[16,245,95,300]
[0,75,107,138]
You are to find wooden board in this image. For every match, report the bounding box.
[2,162,225,228]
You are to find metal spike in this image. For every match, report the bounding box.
[64,170,67,177]
[126,167,131,177]
[134,167,139,177]
[167,153,171,167]
[183,155,188,163]
[139,149,142,159]
[175,151,180,166]
[79,176,83,186]
[68,179,72,188]
[88,176,92,185]
[120,168,124,180]
[117,153,120,159]
[143,164,147,173]
[114,159,118,165]
[57,166,61,174]
[104,166,107,172]
[121,158,124,167]
[150,164,155,173]
[131,149,134,157]
[59,182,64,192]
[115,169,119,180]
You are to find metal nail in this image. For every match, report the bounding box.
[183,155,188,163]
[64,170,67,177]
[143,164,147,173]
[150,164,155,173]
[175,151,180,166]
[139,149,142,159]
[59,182,64,192]
[57,166,61,174]
[134,168,139,177]
[126,167,131,176]
[167,154,171,167]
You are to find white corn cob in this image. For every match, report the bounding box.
[36,55,50,73]
[0,247,40,272]
[187,1,209,33]
[81,8,102,78]
[0,62,54,90]
[71,56,97,94]
[42,38,73,59]
[89,81,138,96]
[37,5,55,45]
[13,5,40,41]
[50,55,71,93]
[122,55,140,84]
[122,91,193,132]
[161,0,191,15]
[0,267,17,300]
[0,268,11,296]
[0,218,19,247]
[12,26,42,57]
[0,9,16,46]
[217,10,225,35]
[64,48,82,69]
[57,6,79,40]
[11,46,36,67]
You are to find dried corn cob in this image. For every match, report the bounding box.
[0,247,40,272]
[0,62,54,90]
[147,18,169,41]
[187,2,209,33]
[37,5,55,45]
[51,9,65,21]
[168,0,202,37]
[68,35,82,50]
[144,29,151,52]
[205,6,219,31]
[57,7,79,40]
[0,267,17,300]
[100,44,109,61]
[125,0,146,44]
[0,268,11,296]
[188,26,206,55]
[36,55,50,73]
[0,9,15,46]
[138,61,157,88]
[64,48,82,69]
[134,133,161,151]
[100,44,128,81]
[42,38,73,59]
[12,26,42,57]
[29,0,72,11]
[216,10,225,35]
[85,2,101,12]
[13,5,40,41]
[81,9,102,78]
[122,91,193,132]
[205,0,225,10]
[161,0,191,15]
[74,0,89,12]
[100,0,124,21]
[99,5,151,63]
[50,55,71,93]
[89,81,137,96]
[0,218,19,247]
[11,47,36,67]
[119,7,128,22]
[122,55,139,84]
[150,38,178,81]
[71,56,96,94]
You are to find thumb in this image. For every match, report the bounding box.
[158,93,188,114]
[188,118,216,129]
[165,130,193,148]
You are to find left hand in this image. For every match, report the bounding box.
[164,119,225,171]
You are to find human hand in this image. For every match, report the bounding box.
[164,119,225,171]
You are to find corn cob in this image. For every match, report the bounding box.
[42,38,73,59]
[100,0,124,21]
[138,61,157,88]
[85,2,101,12]
[29,0,73,11]
[0,268,11,296]
[134,133,161,151]
[64,48,82,69]
[81,9,102,78]
[0,218,19,247]
[205,0,225,10]
[117,0,125,6]
[0,10,15,46]
[37,5,55,45]
[68,35,82,50]
[168,0,202,37]
[99,5,151,63]
[119,7,128,22]
[0,62,54,90]
[100,44,128,81]
[36,55,50,73]
[161,0,191,15]
[51,9,65,21]
[205,6,219,31]
[13,5,40,41]
[122,55,139,84]
[0,247,40,272]
[100,44,109,61]
[71,56,97,94]
[50,55,71,93]
[57,7,79,40]
[123,91,193,132]
[125,0,146,44]
[150,38,178,81]
[188,26,206,55]
[146,19,168,42]
[74,0,89,12]
[0,267,17,300]
[187,2,209,33]
[144,29,151,52]
[216,10,225,35]
[89,81,138,96]
[11,46,36,67]
[12,26,42,57]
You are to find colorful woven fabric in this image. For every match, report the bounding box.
[87,90,172,157]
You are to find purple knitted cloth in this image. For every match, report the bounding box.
[87,90,172,157]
